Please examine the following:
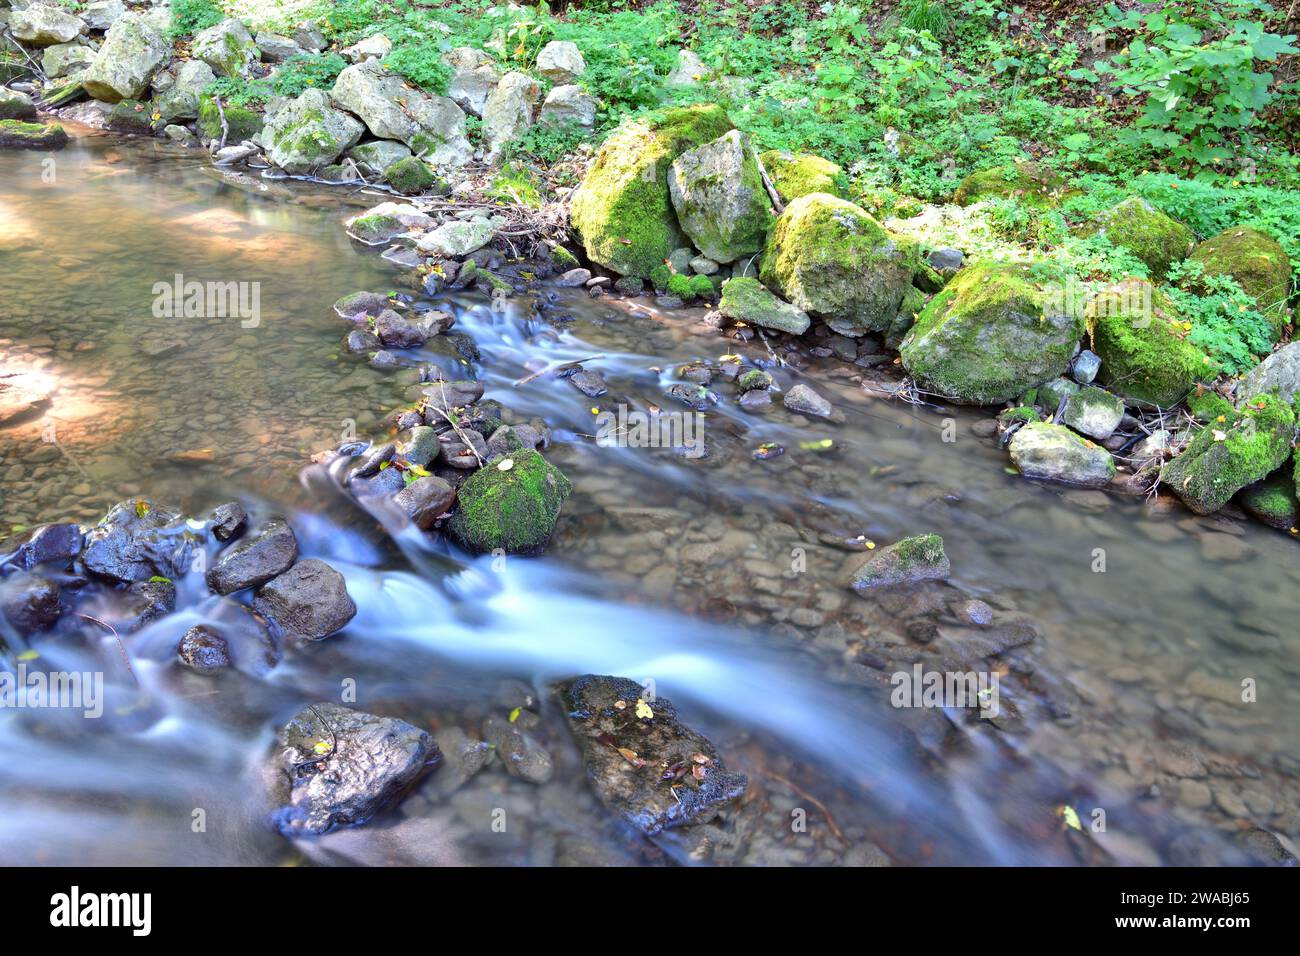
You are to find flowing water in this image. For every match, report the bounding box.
[1,128,1297,866]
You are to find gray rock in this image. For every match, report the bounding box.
[783,382,833,418]
[539,84,597,128]
[10,4,86,46]
[192,19,260,77]
[176,624,231,674]
[665,48,710,87]
[1061,386,1125,440]
[927,247,964,274]
[482,714,554,783]
[271,702,438,835]
[260,88,364,174]
[119,577,176,632]
[294,22,327,52]
[5,522,83,569]
[0,572,60,635]
[256,32,304,63]
[345,328,381,353]
[417,220,494,258]
[334,289,395,319]
[569,369,608,398]
[81,0,125,32]
[444,50,500,117]
[430,727,493,794]
[330,60,470,167]
[400,425,440,468]
[209,501,247,542]
[81,499,199,583]
[393,475,456,529]
[690,255,719,276]
[1070,349,1101,384]
[843,533,949,591]
[1009,421,1117,488]
[668,129,770,263]
[536,40,585,83]
[1237,341,1300,405]
[557,267,592,287]
[40,41,96,79]
[154,59,217,123]
[373,309,428,349]
[340,33,391,62]
[482,71,540,162]
[81,13,169,102]
[346,139,412,177]
[253,559,357,641]
[206,519,299,595]
[0,87,36,121]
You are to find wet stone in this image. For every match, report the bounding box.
[208,501,247,542]
[569,369,608,397]
[482,714,554,784]
[0,572,61,635]
[5,521,83,569]
[252,558,357,642]
[393,475,456,530]
[81,499,198,584]
[176,624,231,674]
[206,519,299,595]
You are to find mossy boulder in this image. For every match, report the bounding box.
[106,99,154,134]
[1188,226,1291,329]
[718,276,810,334]
[81,12,169,103]
[899,261,1083,405]
[154,60,217,124]
[0,120,68,150]
[1161,393,1295,514]
[570,104,734,279]
[759,192,917,336]
[1085,278,1208,407]
[260,88,364,174]
[197,94,263,143]
[191,18,260,79]
[1238,473,1298,530]
[667,129,772,264]
[843,534,949,591]
[385,155,435,195]
[1078,197,1194,279]
[759,149,846,202]
[953,160,1069,208]
[448,450,573,555]
[0,88,37,121]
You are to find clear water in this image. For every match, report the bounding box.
[1,129,1296,866]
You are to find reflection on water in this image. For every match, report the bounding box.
[0,130,1297,866]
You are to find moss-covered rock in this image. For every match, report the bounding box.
[1187,226,1291,328]
[1078,196,1194,279]
[0,88,37,121]
[260,88,364,174]
[899,261,1083,405]
[843,534,949,591]
[81,12,169,103]
[953,160,1070,208]
[1008,421,1117,488]
[1238,473,1298,530]
[385,155,435,195]
[448,449,573,555]
[106,99,154,134]
[667,129,772,264]
[1161,392,1295,514]
[1085,278,1208,407]
[0,120,68,150]
[197,94,264,143]
[717,276,810,334]
[570,104,734,279]
[1186,388,1235,423]
[759,149,847,203]
[759,192,917,336]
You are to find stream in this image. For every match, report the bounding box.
[1,128,1297,866]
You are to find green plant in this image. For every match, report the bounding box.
[270,53,349,97]
[1166,259,1276,374]
[897,0,952,37]
[168,0,224,40]
[204,76,273,107]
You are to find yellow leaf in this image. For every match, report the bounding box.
[509,706,521,723]
[635,699,653,720]
[1061,805,1082,830]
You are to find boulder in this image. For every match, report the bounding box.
[416,220,494,258]
[668,129,771,264]
[209,501,247,541]
[1060,386,1125,441]
[1161,393,1294,514]
[1008,422,1117,488]
[1188,226,1291,329]
[539,84,596,128]
[10,4,85,47]
[270,703,438,836]
[843,534,949,590]
[394,475,456,530]
[252,558,357,641]
[340,33,391,62]
[1078,196,1193,279]
[783,383,834,419]
[41,41,96,79]
[197,94,263,143]
[0,572,61,635]
[953,160,1069,208]
[256,32,304,63]
[570,104,734,279]
[482,71,540,162]
[1237,341,1300,406]
[344,201,433,245]
[346,139,412,177]
[536,40,585,83]
[260,87,364,174]
[206,518,299,594]
[330,60,470,167]
[443,47,499,117]
[1085,279,1207,407]
[760,193,916,336]
[448,449,572,554]
[81,499,200,583]
[717,276,810,334]
[4,522,83,570]
[900,261,1084,404]
[81,13,169,102]
[82,0,126,33]
[759,149,846,203]
[559,674,747,835]
[665,48,710,87]
[0,88,37,121]
[192,18,260,78]
[153,59,217,124]
[1238,474,1298,530]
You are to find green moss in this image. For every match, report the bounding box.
[718,276,811,334]
[1238,473,1298,530]
[1085,278,1208,407]
[348,214,403,243]
[846,533,949,590]
[759,149,847,202]
[448,449,573,555]
[953,160,1070,209]
[1188,226,1291,327]
[737,368,774,392]
[107,99,155,134]
[1161,392,1295,514]
[998,406,1040,426]
[0,120,68,149]
[570,104,734,279]
[550,245,580,269]
[899,261,1083,405]
[1186,389,1235,422]
[1078,197,1194,279]
[197,94,263,142]
[385,155,435,195]
[671,130,772,262]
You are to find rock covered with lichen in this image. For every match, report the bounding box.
[259,87,364,174]
[718,276,810,334]
[1188,226,1291,330]
[900,261,1083,404]
[952,160,1070,208]
[1008,421,1117,488]
[843,534,949,591]
[80,12,169,102]
[1078,197,1194,279]
[667,129,772,263]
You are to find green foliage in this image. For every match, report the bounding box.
[503,120,588,165]
[270,54,349,98]
[896,0,952,37]
[168,0,224,40]
[1166,259,1276,375]
[205,76,273,107]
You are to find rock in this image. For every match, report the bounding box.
[1070,348,1101,384]
[343,329,379,353]
[485,423,541,458]
[430,727,493,794]
[253,559,357,642]
[176,624,231,674]
[196,95,263,143]
[1189,226,1291,327]
[417,380,484,415]
[718,276,809,334]
[4,522,83,569]
[665,48,710,87]
[293,22,327,52]
[206,519,299,595]
[668,129,771,263]
[417,220,494,258]
[119,577,176,632]
[0,371,52,422]
[1162,393,1294,514]
[344,201,433,245]
[0,572,60,635]
[783,383,834,419]
[901,261,1084,404]
[482,714,554,783]
[384,155,434,195]
[1078,196,1193,279]
[690,255,718,275]
[1009,422,1117,488]
[570,104,734,279]
[843,534,949,590]
[209,501,247,542]
[559,674,746,835]
[536,40,585,83]
[569,369,607,397]
[41,41,96,79]
[394,475,456,530]
[737,369,773,393]
[270,703,437,836]
[82,13,168,101]
[444,47,500,117]
[557,267,592,287]
[331,60,470,167]
[482,71,540,162]
[448,449,572,554]
[106,98,152,133]
[260,88,364,174]
[400,426,441,467]
[192,18,259,78]
[153,59,216,123]
[759,149,846,203]
[10,4,85,47]
[256,32,304,63]
[163,124,195,144]
[760,193,916,336]
[1061,386,1125,440]
[346,139,412,177]
[340,33,391,62]
[0,88,37,121]
[0,119,69,150]
[57,100,112,129]
[539,84,597,128]
[927,247,964,275]
[81,0,125,32]
[1238,341,1300,406]
[334,289,395,319]
[82,499,198,583]
[1238,475,1297,530]
[953,160,1069,208]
